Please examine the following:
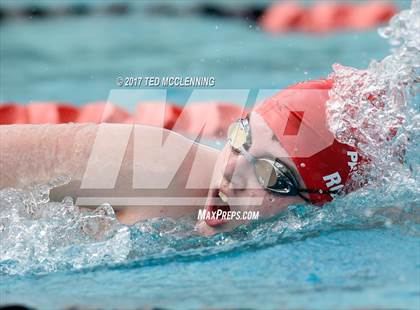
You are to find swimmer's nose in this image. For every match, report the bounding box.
[222,151,248,190]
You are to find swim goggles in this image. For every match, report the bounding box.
[227,117,335,202]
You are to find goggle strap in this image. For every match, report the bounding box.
[299,188,341,195]
[298,188,342,203]
[297,192,312,203]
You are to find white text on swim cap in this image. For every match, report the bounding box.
[347,151,358,171]
[323,172,344,197]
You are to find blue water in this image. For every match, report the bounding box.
[2,228,419,310]
[0,1,419,310]
[0,1,405,106]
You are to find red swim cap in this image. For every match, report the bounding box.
[255,79,363,205]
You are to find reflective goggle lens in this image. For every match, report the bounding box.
[227,119,296,195]
[227,121,247,151]
[254,159,278,188]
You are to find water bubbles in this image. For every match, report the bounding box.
[364,209,374,217]
[61,196,74,206]
[0,177,131,275]
[80,204,118,241]
[47,175,71,188]
[0,172,417,276]
[326,0,419,194]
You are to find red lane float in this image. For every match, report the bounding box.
[0,102,80,124]
[347,1,396,30]
[135,102,181,129]
[301,2,353,33]
[0,102,248,139]
[77,102,132,123]
[259,1,397,34]
[175,102,247,138]
[0,104,27,124]
[259,2,305,34]
[26,103,79,124]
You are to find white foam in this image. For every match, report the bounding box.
[326,0,419,188]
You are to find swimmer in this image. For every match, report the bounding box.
[0,79,364,235]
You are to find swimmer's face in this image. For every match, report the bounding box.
[197,112,306,235]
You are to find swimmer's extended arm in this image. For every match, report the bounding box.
[1,123,96,188]
[0,124,218,223]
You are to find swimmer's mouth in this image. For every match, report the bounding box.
[204,189,231,227]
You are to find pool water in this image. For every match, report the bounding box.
[2,228,419,309]
[0,1,419,309]
[0,1,400,106]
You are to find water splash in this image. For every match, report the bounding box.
[0,176,131,275]
[326,0,419,192]
[323,1,420,253]
[1,173,418,276]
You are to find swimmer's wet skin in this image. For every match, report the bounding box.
[1,79,366,235]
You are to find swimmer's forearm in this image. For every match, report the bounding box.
[0,123,143,210]
[0,123,98,188]
[1,123,217,226]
